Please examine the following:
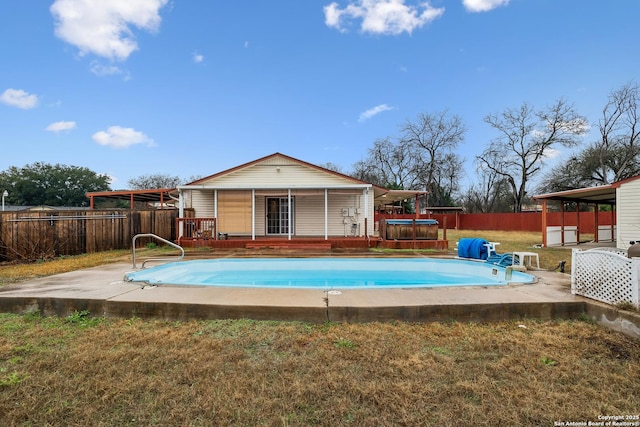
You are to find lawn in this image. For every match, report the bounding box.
[0,230,637,426]
[1,315,639,426]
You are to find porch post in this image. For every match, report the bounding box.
[576,201,581,244]
[594,203,599,243]
[324,188,328,240]
[178,189,184,239]
[560,200,565,246]
[611,204,615,242]
[541,199,547,248]
[288,189,292,240]
[364,187,369,238]
[214,190,218,240]
[252,189,256,240]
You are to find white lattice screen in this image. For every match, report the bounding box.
[571,249,640,308]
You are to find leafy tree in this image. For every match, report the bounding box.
[476,99,588,212]
[0,162,111,207]
[127,173,182,190]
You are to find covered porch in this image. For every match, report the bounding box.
[175,186,448,251]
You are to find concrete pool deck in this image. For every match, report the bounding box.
[0,261,591,324]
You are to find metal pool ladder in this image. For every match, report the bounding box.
[132,233,185,269]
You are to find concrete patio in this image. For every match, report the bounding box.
[0,261,583,321]
[1,258,638,339]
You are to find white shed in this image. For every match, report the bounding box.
[614,175,640,248]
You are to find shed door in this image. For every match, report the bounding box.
[266,197,294,235]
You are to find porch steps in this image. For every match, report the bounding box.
[244,242,332,250]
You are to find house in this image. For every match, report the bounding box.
[175,153,445,249]
[533,174,640,249]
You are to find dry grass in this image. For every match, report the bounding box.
[1,315,638,426]
[0,250,130,284]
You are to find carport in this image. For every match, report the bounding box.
[533,185,616,247]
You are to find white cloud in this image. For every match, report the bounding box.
[46,121,77,132]
[192,53,204,63]
[0,88,39,109]
[50,0,168,61]
[324,0,444,35]
[90,61,124,76]
[462,0,510,13]
[542,148,561,160]
[92,126,155,149]
[359,104,395,121]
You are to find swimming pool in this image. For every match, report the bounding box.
[124,258,535,289]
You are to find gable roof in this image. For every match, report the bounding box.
[186,152,370,187]
[180,152,429,205]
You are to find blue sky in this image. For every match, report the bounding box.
[1,0,638,191]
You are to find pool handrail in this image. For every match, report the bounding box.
[132,233,185,269]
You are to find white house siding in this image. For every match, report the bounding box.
[327,191,369,237]
[200,163,358,189]
[254,190,370,237]
[617,179,640,249]
[190,190,214,217]
[250,190,373,237]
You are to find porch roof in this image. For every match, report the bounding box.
[86,188,177,209]
[373,188,430,205]
[533,184,616,204]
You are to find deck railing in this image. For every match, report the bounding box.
[176,217,217,242]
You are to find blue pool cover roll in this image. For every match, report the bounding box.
[457,237,490,260]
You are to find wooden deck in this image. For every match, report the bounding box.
[177,236,449,251]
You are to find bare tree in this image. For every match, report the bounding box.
[593,81,640,183]
[401,110,466,204]
[351,137,421,188]
[427,152,465,206]
[537,82,640,193]
[462,161,512,213]
[537,155,589,194]
[477,99,588,212]
[317,162,344,173]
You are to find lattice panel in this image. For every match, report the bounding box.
[572,249,639,308]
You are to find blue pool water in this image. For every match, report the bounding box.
[125,258,535,289]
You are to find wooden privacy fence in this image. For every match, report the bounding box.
[377,211,615,233]
[0,209,179,262]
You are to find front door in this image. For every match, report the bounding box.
[266,197,294,235]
